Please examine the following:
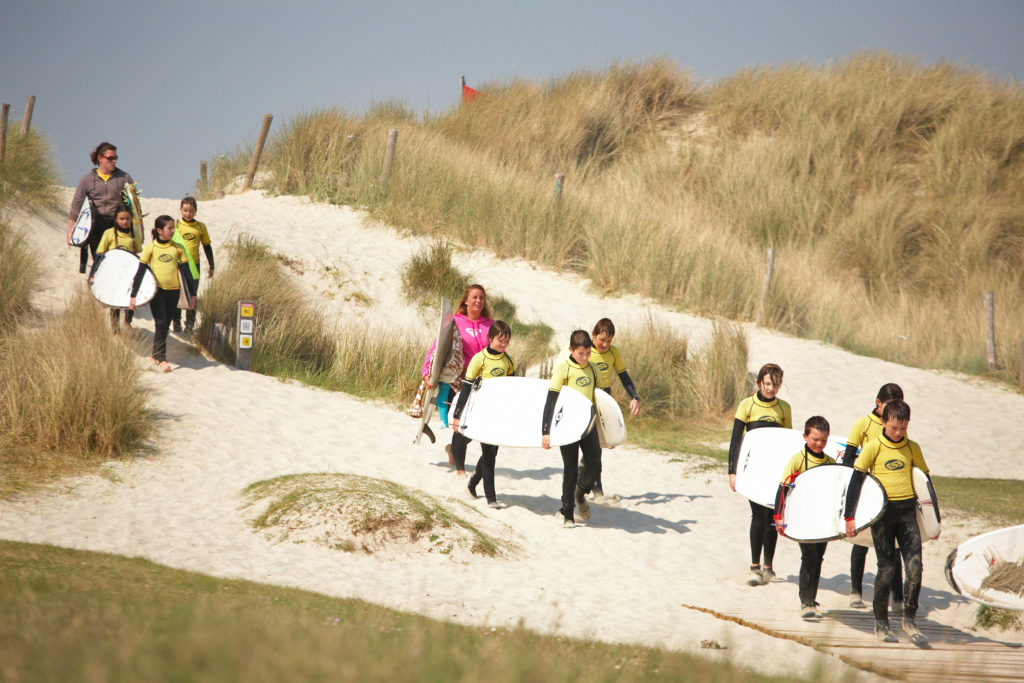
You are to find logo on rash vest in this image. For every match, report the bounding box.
[158,254,174,262]
[575,376,592,387]
[184,233,197,241]
[885,459,905,471]
[489,367,505,377]
[596,361,609,373]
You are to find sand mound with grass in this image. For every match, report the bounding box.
[242,473,517,558]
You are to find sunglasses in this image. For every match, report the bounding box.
[101,155,118,161]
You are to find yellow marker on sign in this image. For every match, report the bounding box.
[241,303,254,318]
[240,335,252,349]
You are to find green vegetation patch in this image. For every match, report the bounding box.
[242,473,515,557]
[0,539,793,683]
[932,477,1024,527]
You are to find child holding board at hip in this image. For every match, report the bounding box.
[129,215,196,373]
[451,321,515,509]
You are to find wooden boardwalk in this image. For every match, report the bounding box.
[683,603,1024,681]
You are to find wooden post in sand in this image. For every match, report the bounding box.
[984,291,997,369]
[0,104,9,163]
[757,248,776,324]
[20,95,35,136]
[381,129,398,190]
[236,300,255,371]
[199,160,208,193]
[242,114,273,192]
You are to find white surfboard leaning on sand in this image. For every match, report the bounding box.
[70,198,93,246]
[944,524,1024,611]
[414,297,455,444]
[594,389,626,448]
[90,249,157,307]
[776,463,887,542]
[459,376,595,448]
[734,427,847,509]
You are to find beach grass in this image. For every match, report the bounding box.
[0,221,40,334]
[0,539,796,683]
[0,295,150,497]
[210,52,1024,388]
[0,130,59,213]
[932,476,1024,527]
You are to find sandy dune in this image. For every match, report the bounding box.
[3,189,1023,681]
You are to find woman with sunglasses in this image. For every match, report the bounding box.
[66,142,138,274]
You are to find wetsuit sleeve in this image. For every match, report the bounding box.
[842,443,858,466]
[452,382,473,420]
[844,470,866,520]
[773,483,786,512]
[541,389,559,435]
[727,418,746,475]
[203,244,215,269]
[130,262,147,297]
[782,402,793,429]
[617,370,639,401]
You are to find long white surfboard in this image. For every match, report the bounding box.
[594,389,626,448]
[90,249,157,307]
[777,463,887,543]
[734,427,847,508]
[945,524,1024,611]
[70,198,93,246]
[414,296,454,445]
[459,376,595,448]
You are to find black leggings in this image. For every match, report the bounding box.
[558,428,600,518]
[749,500,778,566]
[851,543,903,601]
[468,443,500,503]
[871,499,923,622]
[81,215,114,272]
[149,288,179,362]
[799,541,827,607]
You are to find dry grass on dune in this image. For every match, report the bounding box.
[0,295,150,494]
[210,52,1024,386]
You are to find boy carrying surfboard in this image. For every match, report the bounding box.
[88,205,142,332]
[451,320,515,509]
[844,400,936,645]
[775,416,835,619]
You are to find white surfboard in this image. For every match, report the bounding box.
[594,389,626,448]
[459,376,595,448]
[734,427,847,509]
[913,466,941,541]
[70,198,93,246]
[415,297,454,444]
[945,524,1024,611]
[777,463,887,543]
[90,249,157,307]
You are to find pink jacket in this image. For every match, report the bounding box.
[421,314,492,377]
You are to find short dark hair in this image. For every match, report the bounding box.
[592,318,615,337]
[489,320,511,341]
[876,383,904,403]
[882,400,911,423]
[568,329,592,351]
[804,415,830,436]
[180,196,198,210]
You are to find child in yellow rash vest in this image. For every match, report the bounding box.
[843,399,936,645]
[171,196,214,335]
[585,318,640,500]
[451,321,515,508]
[775,416,835,618]
[89,205,142,331]
[727,363,792,586]
[129,215,196,373]
[842,383,906,610]
[542,329,599,528]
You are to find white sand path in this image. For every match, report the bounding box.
[3,190,1023,681]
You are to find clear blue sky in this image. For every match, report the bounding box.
[3,0,1022,199]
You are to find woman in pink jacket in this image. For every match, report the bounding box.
[422,284,492,475]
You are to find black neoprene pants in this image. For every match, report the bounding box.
[749,500,778,566]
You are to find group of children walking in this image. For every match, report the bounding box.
[728,364,935,645]
[85,196,214,372]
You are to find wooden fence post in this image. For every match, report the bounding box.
[0,104,9,163]
[984,291,997,369]
[1019,339,1024,391]
[380,128,398,190]
[553,173,565,199]
[20,95,35,136]
[242,114,273,192]
[199,160,208,193]
[757,247,776,324]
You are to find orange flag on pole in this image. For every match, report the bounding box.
[462,83,479,103]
